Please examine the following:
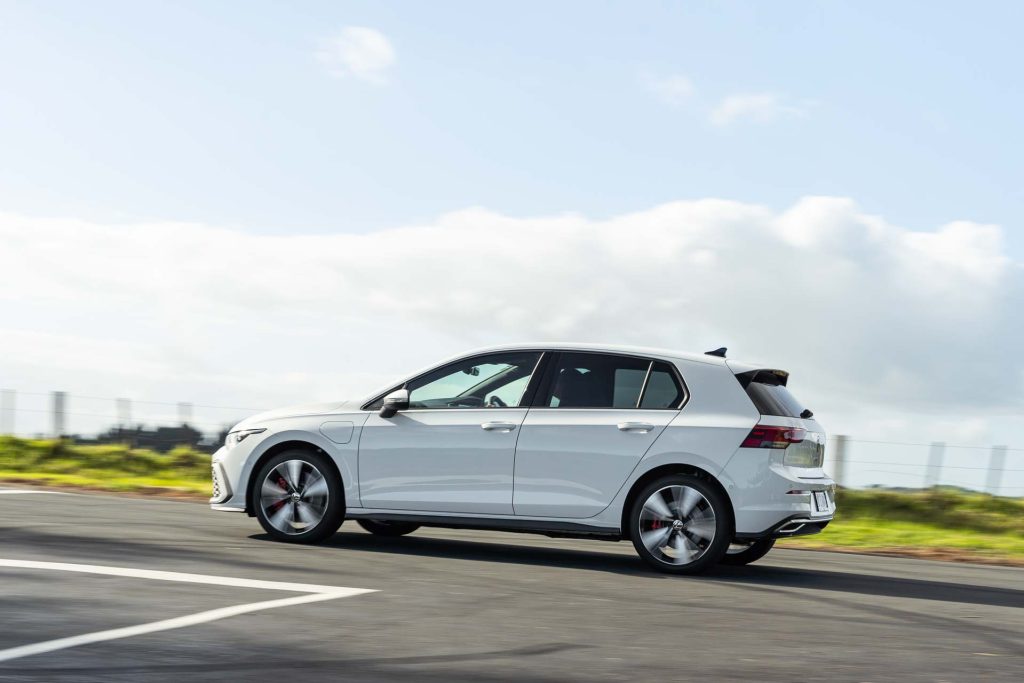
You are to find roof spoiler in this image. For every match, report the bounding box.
[735,368,789,388]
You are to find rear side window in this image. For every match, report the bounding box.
[542,354,684,409]
[639,362,684,409]
[739,371,807,418]
[545,353,650,408]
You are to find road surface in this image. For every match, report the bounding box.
[1,488,1022,681]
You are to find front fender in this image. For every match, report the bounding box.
[241,419,368,511]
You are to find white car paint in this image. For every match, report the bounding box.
[512,408,675,518]
[210,342,835,541]
[358,407,526,514]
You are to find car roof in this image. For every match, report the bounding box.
[361,342,761,405]
[449,342,731,367]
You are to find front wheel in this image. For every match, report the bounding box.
[254,449,345,543]
[629,474,731,574]
[719,538,775,566]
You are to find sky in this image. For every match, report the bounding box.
[1,1,1022,491]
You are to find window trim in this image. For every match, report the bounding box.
[529,351,688,411]
[361,351,547,411]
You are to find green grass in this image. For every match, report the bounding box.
[0,436,210,496]
[3,437,1023,563]
[780,488,1024,564]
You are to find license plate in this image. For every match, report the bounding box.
[814,491,829,511]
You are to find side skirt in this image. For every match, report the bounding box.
[345,511,622,541]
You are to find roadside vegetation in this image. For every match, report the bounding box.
[0,436,210,496]
[780,488,1024,565]
[2,437,1022,564]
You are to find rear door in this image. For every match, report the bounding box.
[512,352,685,518]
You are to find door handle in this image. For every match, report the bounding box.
[481,421,517,432]
[618,421,655,433]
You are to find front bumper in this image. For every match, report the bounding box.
[209,445,249,512]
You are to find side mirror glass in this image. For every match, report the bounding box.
[379,388,409,418]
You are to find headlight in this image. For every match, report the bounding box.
[225,428,266,449]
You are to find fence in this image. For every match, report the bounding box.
[0,389,258,452]
[1,389,1022,495]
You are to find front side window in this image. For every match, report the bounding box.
[544,353,650,408]
[406,352,541,409]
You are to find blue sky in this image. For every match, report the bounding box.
[1,0,1022,254]
[2,2,1023,491]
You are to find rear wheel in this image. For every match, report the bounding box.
[254,449,344,543]
[720,538,775,566]
[629,474,731,574]
[357,519,420,537]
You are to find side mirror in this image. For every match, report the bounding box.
[379,388,409,418]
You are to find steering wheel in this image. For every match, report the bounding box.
[447,396,484,408]
[487,395,507,408]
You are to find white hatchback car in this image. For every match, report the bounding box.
[211,343,835,574]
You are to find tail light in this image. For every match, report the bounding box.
[741,425,806,449]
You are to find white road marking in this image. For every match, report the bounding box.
[0,558,376,664]
[0,489,70,495]
[0,559,355,594]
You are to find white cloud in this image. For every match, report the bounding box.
[1,199,1021,446]
[641,73,694,107]
[710,92,810,126]
[317,26,395,84]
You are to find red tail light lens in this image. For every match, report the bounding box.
[741,425,806,449]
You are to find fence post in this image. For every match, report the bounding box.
[0,389,14,435]
[177,402,192,426]
[986,445,1007,496]
[925,441,945,488]
[117,398,132,428]
[52,391,66,438]
[831,434,847,488]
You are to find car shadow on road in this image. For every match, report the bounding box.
[253,530,1024,609]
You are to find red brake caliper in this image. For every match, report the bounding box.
[268,475,290,512]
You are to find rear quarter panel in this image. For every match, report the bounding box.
[588,360,759,528]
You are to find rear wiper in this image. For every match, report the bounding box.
[800,409,814,419]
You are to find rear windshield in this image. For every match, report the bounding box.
[739,371,807,418]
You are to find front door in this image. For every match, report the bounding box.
[358,351,543,514]
[513,353,685,518]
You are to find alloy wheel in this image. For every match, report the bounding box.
[637,484,717,566]
[259,459,330,535]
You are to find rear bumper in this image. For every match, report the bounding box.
[734,514,832,541]
[722,451,837,537]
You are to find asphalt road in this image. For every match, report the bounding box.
[1,488,1022,682]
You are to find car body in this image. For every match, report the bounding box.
[210,343,835,573]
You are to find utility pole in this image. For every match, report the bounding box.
[0,389,14,435]
[52,391,67,438]
[925,441,945,489]
[986,445,1007,496]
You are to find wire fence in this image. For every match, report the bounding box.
[1,389,1021,495]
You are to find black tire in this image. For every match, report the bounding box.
[357,519,420,537]
[629,474,731,575]
[253,449,345,544]
[719,538,775,566]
